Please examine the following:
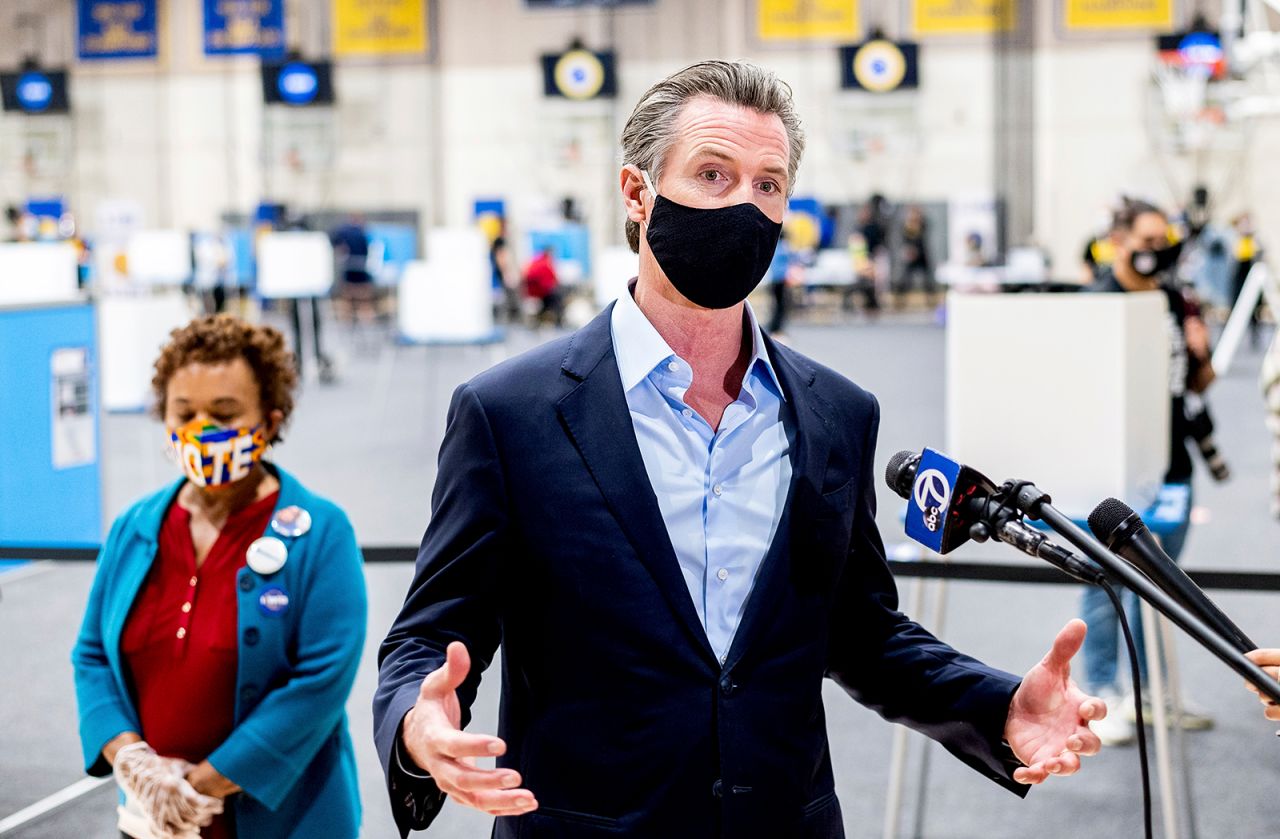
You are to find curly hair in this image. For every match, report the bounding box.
[151,315,297,442]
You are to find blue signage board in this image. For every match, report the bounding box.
[78,0,158,61]
[203,0,285,58]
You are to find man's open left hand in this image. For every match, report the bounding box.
[1004,619,1106,785]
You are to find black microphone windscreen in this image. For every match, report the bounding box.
[885,450,916,499]
[1087,497,1138,541]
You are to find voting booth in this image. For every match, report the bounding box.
[0,242,79,304]
[0,242,100,544]
[256,231,335,298]
[98,292,194,412]
[398,228,495,343]
[946,291,1171,517]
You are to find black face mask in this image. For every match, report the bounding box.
[1129,242,1181,278]
[642,171,782,309]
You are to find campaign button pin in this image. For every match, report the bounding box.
[271,505,312,538]
[258,586,290,617]
[246,537,288,576]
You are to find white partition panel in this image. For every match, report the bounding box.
[99,292,194,412]
[0,242,79,305]
[946,291,1170,518]
[126,230,192,285]
[398,228,494,343]
[593,246,639,308]
[256,232,334,298]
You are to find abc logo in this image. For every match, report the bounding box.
[913,468,951,534]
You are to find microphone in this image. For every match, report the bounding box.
[886,449,1104,584]
[1088,498,1255,653]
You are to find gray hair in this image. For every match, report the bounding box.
[620,60,806,253]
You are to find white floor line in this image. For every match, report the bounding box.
[0,560,54,586]
[0,776,112,834]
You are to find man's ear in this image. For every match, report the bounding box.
[621,165,649,227]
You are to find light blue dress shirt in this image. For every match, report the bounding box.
[610,289,793,663]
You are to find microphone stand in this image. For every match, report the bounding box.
[1006,482,1280,704]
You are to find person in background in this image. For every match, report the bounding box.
[1244,650,1280,719]
[1080,213,1121,284]
[5,205,21,241]
[766,235,792,337]
[894,205,937,308]
[330,214,377,326]
[72,315,367,839]
[523,245,565,328]
[490,221,521,324]
[1081,200,1215,745]
[846,207,881,316]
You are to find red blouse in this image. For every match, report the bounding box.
[122,490,279,839]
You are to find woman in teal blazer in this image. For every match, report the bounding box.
[72,316,366,838]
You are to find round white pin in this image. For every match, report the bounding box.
[246,536,288,576]
[270,505,312,538]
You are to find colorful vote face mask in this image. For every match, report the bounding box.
[168,419,267,489]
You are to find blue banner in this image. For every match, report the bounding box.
[203,0,285,57]
[904,448,962,555]
[78,0,158,60]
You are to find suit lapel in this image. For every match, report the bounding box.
[723,337,834,671]
[556,308,719,665]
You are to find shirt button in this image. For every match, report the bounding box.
[239,576,254,592]
[244,627,260,646]
[667,361,679,373]
[682,408,692,418]
[712,779,724,798]
[176,627,187,640]
[189,576,198,587]
[717,568,729,582]
[712,484,723,497]
[181,602,192,614]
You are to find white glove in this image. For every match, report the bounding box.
[113,742,223,839]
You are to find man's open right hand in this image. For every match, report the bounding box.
[402,641,538,817]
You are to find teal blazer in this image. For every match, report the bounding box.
[72,464,367,838]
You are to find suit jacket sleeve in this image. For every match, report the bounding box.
[374,382,507,835]
[826,395,1028,796]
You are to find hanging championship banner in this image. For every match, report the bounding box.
[541,49,616,100]
[913,0,1016,36]
[840,40,919,92]
[203,0,285,57]
[1064,0,1173,31]
[757,0,859,41]
[77,0,158,60]
[332,0,428,58]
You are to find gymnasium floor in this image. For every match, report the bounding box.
[4,303,1280,838]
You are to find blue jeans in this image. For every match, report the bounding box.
[1080,487,1192,694]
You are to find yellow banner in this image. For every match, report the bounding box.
[913,0,1016,35]
[332,0,427,57]
[1064,0,1173,30]
[757,0,860,41]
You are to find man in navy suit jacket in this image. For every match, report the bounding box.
[374,61,1106,838]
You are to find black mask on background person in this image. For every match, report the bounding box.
[1129,241,1182,278]
[642,170,783,309]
